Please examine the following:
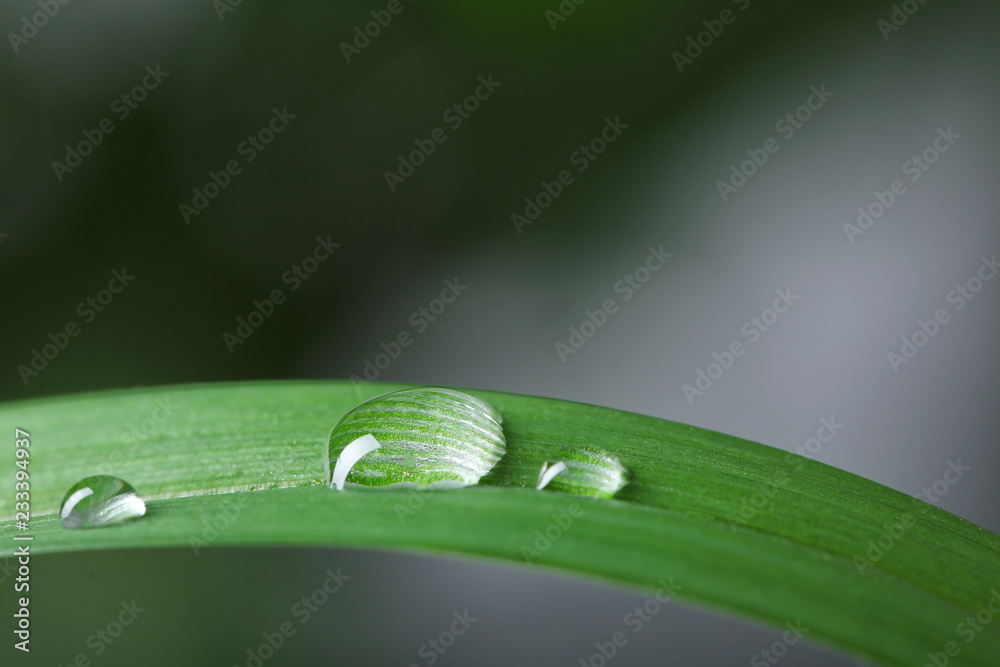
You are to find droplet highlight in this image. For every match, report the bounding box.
[327,387,506,489]
[534,447,628,498]
[536,461,567,490]
[59,475,147,529]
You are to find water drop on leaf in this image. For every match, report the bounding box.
[535,447,628,498]
[59,475,147,529]
[327,387,506,489]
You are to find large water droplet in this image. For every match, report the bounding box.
[535,447,629,498]
[327,387,506,489]
[59,475,147,529]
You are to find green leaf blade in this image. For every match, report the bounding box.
[1,381,997,666]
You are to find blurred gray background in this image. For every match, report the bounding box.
[1,0,998,664]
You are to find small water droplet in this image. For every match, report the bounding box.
[327,387,506,489]
[535,447,628,498]
[60,475,147,529]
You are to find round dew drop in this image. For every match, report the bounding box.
[535,447,628,499]
[327,387,506,490]
[59,475,147,529]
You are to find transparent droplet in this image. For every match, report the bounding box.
[59,475,147,529]
[327,387,506,489]
[535,447,629,498]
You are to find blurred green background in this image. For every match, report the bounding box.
[1,0,858,398]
